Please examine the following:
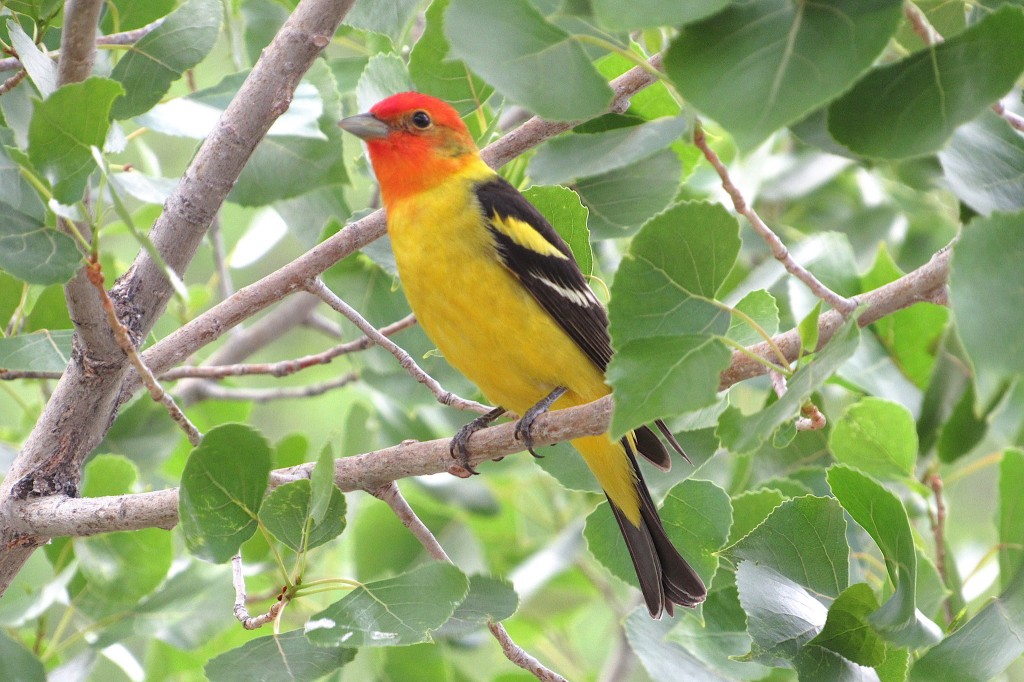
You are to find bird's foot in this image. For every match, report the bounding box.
[449,406,506,476]
[514,387,568,458]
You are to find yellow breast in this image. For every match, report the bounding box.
[384,163,607,415]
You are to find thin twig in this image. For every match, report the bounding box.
[904,2,1024,132]
[6,245,955,539]
[0,17,166,72]
[232,553,285,630]
[302,312,346,339]
[370,483,567,682]
[161,314,415,380]
[798,403,826,431]
[0,69,27,95]
[0,370,63,381]
[85,260,202,446]
[208,215,235,305]
[306,278,490,414]
[190,372,358,402]
[693,121,858,315]
[370,482,451,561]
[903,2,943,46]
[926,471,954,625]
[770,372,826,431]
[128,53,669,399]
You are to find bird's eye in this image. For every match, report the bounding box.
[411,110,432,129]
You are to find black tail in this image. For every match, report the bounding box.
[608,440,706,618]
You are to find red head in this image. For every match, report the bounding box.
[339,92,480,205]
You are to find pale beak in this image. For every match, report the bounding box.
[338,113,389,140]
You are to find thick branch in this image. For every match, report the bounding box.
[3,242,952,539]
[719,244,950,389]
[0,0,356,596]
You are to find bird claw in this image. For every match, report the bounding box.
[513,386,567,460]
[448,406,505,477]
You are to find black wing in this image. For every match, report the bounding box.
[474,177,685,468]
[474,176,612,370]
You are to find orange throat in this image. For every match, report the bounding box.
[366,136,478,207]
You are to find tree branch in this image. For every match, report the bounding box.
[693,121,858,315]
[1,240,953,539]
[121,53,669,398]
[0,0,357,596]
[371,483,567,682]
[306,278,489,414]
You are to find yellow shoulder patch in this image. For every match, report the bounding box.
[489,214,569,260]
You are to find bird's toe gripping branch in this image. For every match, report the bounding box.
[514,386,568,458]
[449,406,506,476]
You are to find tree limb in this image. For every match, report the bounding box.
[2,241,952,539]
[0,0,357,596]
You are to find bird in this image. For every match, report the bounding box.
[339,92,706,617]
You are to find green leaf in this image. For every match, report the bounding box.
[862,244,948,389]
[591,0,729,30]
[534,441,601,492]
[27,77,124,204]
[0,203,81,285]
[179,424,272,563]
[527,116,687,185]
[829,6,1024,159]
[110,0,223,120]
[798,301,823,359]
[575,148,682,239]
[939,111,1024,216]
[607,202,738,437]
[77,455,172,602]
[229,134,348,206]
[724,495,848,598]
[909,568,1024,682]
[727,289,780,348]
[102,0,176,33]
[718,317,861,455]
[81,453,138,497]
[827,466,942,648]
[728,488,785,545]
[809,583,886,667]
[444,0,612,121]
[949,211,1024,401]
[8,19,56,98]
[0,329,73,371]
[409,0,493,114]
[343,0,419,40]
[205,630,355,682]
[521,185,592,276]
[936,381,989,463]
[0,144,45,220]
[624,607,736,681]
[829,398,917,480]
[665,0,904,150]
[1000,449,1024,588]
[258,479,346,552]
[355,52,414,113]
[309,443,335,526]
[434,574,518,636]
[305,562,469,647]
[586,479,731,591]
[0,630,44,682]
[735,560,828,660]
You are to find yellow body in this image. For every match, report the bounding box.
[385,158,641,523]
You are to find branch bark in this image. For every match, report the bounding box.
[0,0,357,596]
[3,243,951,539]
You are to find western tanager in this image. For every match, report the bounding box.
[339,92,706,617]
